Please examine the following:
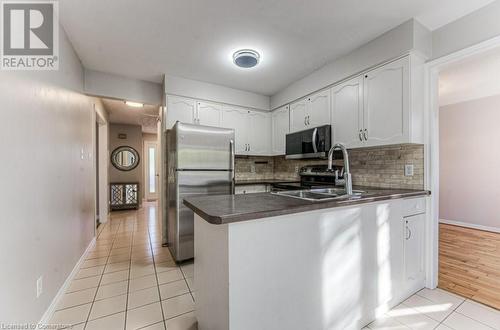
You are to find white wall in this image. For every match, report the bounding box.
[163,74,270,111]
[0,27,96,322]
[270,19,431,109]
[432,1,500,60]
[439,94,500,231]
[85,69,163,105]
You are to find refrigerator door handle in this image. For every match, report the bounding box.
[230,139,235,194]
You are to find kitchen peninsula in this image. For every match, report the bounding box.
[184,187,430,330]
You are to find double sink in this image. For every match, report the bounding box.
[273,187,369,202]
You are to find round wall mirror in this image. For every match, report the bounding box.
[111,146,140,171]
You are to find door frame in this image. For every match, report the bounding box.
[144,140,159,201]
[423,35,500,289]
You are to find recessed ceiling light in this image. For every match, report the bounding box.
[125,101,144,108]
[233,49,260,68]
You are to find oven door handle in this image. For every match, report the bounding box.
[311,127,318,154]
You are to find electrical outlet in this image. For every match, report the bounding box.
[80,148,84,160]
[404,164,414,177]
[250,164,256,173]
[295,165,299,173]
[36,276,43,298]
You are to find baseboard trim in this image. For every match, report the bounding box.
[440,219,500,234]
[39,237,96,324]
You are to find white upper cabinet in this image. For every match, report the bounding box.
[289,99,307,132]
[197,101,221,127]
[166,96,196,129]
[290,90,331,133]
[272,105,290,155]
[307,89,331,129]
[330,55,422,149]
[221,106,249,154]
[248,111,271,155]
[363,57,410,147]
[331,76,364,148]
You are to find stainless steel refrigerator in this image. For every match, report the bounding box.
[166,122,235,261]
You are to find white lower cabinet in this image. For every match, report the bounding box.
[403,212,426,293]
[235,184,269,194]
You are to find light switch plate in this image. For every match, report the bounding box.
[405,164,414,177]
[250,164,256,173]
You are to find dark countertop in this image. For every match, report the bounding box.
[183,187,431,225]
[234,179,299,186]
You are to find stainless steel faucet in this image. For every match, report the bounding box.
[327,143,353,195]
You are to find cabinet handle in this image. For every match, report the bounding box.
[405,225,412,240]
[304,117,307,125]
[359,130,363,142]
[363,129,368,141]
[248,144,251,152]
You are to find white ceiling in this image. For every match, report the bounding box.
[103,98,160,134]
[439,46,500,106]
[60,0,494,96]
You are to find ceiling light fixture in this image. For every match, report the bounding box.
[125,101,144,108]
[233,49,260,68]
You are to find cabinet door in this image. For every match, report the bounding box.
[166,96,196,129]
[404,213,425,292]
[221,106,248,154]
[248,111,271,155]
[197,101,221,127]
[331,76,364,148]
[272,105,289,155]
[289,99,307,133]
[363,57,409,147]
[307,89,331,128]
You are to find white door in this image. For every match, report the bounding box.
[144,141,159,201]
[197,101,221,127]
[221,106,249,154]
[306,89,330,128]
[363,57,409,147]
[248,111,271,155]
[331,76,364,148]
[166,96,196,129]
[272,105,290,155]
[289,99,307,132]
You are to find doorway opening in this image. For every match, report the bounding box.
[435,45,500,309]
[145,140,159,201]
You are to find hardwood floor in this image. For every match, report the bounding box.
[439,223,500,310]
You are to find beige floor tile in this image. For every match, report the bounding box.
[67,276,101,293]
[155,261,179,274]
[74,265,105,280]
[180,264,193,278]
[402,293,455,323]
[443,311,493,330]
[385,303,439,330]
[456,299,500,329]
[86,312,125,330]
[128,286,160,309]
[101,269,129,285]
[50,303,92,325]
[108,253,132,264]
[56,287,97,310]
[157,269,183,285]
[162,293,194,320]
[141,321,166,330]
[368,315,409,330]
[130,264,155,279]
[126,302,163,330]
[164,311,197,330]
[68,322,86,330]
[89,294,127,320]
[153,254,174,263]
[104,261,130,274]
[129,274,157,292]
[110,247,131,256]
[159,280,189,300]
[81,257,108,269]
[86,250,109,260]
[184,277,195,292]
[95,280,129,300]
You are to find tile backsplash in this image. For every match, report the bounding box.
[236,144,424,190]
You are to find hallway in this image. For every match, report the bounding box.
[49,202,197,329]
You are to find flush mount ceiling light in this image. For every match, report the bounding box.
[125,101,144,108]
[233,49,260,68]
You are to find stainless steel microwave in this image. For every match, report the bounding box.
[285,125,332,159]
